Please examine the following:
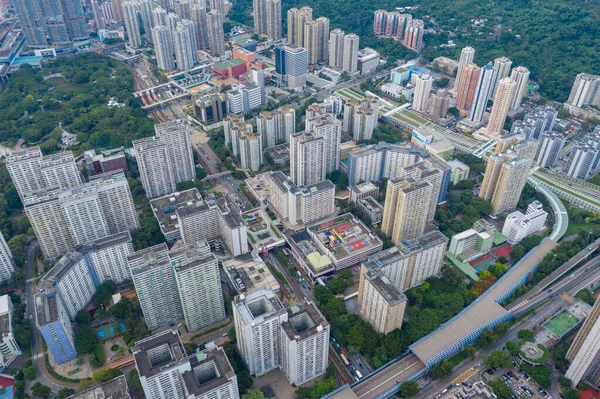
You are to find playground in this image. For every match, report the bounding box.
[543,311,580,338]
[96,322,126,341]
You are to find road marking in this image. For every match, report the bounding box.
[451,367,479,385]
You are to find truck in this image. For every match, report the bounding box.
[355,370,363,379]
[340,353,350,366]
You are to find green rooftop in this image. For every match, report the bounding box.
[214,58,246,70]
[390,109,428,128]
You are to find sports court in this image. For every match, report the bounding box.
[543,311,579,338]
[96,322,126,341]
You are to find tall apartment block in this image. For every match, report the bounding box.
[487,77,517,135]
[290,132,327,187]
[455,46,475,90]
[280,301,330,385]
[233,288,330,384]
[89,170,140,234]
[155,120,196,184]
[257,0,282,40]
[412,74,434,113]
[329,29,345,69]
[227,82,263,114]
[563,131,600,179]
[566,298,600,387]
[358,268,406,334]
[381,177,433,243]
[76,232,135,284]
[479,153,531,215]
[469,63,495,123]
[342,34,360,73]
[152,25,175,71]
[207,10,226,54]
[400,161,443,221]
[24,189,75,259]
[287,6,312,47]
[224,116,252,156]
[6,147,82,199]
[0,295,21,367]
[535,131,566,168]
[0,232,15,283]
[362,230,448,292]
[233,288,287,375]
[58,186,110,247]
[133,137,176,198]
[129,244,183,330]
[455,63,480,111]
[123,1,142,48]
[266,171,335,226]
[173,242,226,332]
[173,20,198,70]
[509,66,530,110]
[257,107,296,148]
[567,73,600,108]
[35,289,76,364]
[306,113,342,173]
[14,0,86,46]
[239,133,263,172]
[133,329,240,399]
[490,57,512,98]
[403,19,424,51]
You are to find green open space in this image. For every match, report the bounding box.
[543,311,579,338]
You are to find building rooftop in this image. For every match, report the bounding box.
[223,255,280,293]
[181,347,236,397]
[351,181,379,195]
[233,288,284,326]
[366,230,448,270]
[74,231,132,255]
[213,58,246,71]
[446,159,469,171]
[281,301,329,341]
[307,213,383,262]
[67,375,130,399]
[367,272,407,306]
[150,189,204,238]
[133,329,187,379]
[264,144,290,163]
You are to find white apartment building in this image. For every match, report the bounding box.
[412,74,434,113]
[133,136,177,199]
[152,25,175,71]
[79,232,134,284]
[89,170,140,234]
[0,295,21,367]
[535,131,566,168]
[290,132,327,187]
[134,329,240,399]
[233,288,288,376]
[357,47,380,75]
[59,186,110,247]
[129,244,184,330]
[0,231,15,283]
[6,146,82,199]
[227,82,263,114]
[39,252,97,320]
[24,189,74,259]
[173,243,226,332]
[502,201,548,245]
[154,120,196,184]
[306,113,342,173]
[239,133,263,172]
[280,302,330,385]
[566,298,600,387]
[358,271,406,334]
[256,107,296,148]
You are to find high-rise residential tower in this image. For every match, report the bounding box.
[412,74,434,113]
[155,120,196,184]
[122,1,142,48]
[565,298,600,387]
[306,113,342,174]
[490,57,512,98]
[535,131,566,168]
[0,232,15,283]
[455,46,475,89]
[455,63,480,111]
[509,66,530,110]
[58,186,110,247]
[266,0,282,40]
[133,137,176,198]
[191,5,210,49]
[487,77,517,135]
[469,63,495,123]
[207,10,225,55]
[342,34,359,73]
[479,153,531,215]
[403,19,424,51]
[152,25,175,71]
[329,28,345,69]
[290,132,327,187]
[567,73,600,108]
[173,20,198,71]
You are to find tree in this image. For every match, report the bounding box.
[76,309,92,325]
[558,376,572,388]
[92,368,123,383]
[339,269,353,280]
[57,388,76,398]
[75,326,98,354]
[447,107,459,116]
[483,350,512,368]
[7,235,27,267]
[23,360,36,380]
[517,329,534,340]
[488,379,513,399]
[465,344,476,360]
[431,359,453,379]
[242,390,266,399]
[506,341,520,356]
[327,278,348,295]
[31,382,51,398]
[128,370,144,398]
[92,280,117,307]
[564,389,580,399]
[400,380,420,397]
[89,342,107,368]
[434,77,450,88]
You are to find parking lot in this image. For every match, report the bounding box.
[483,366,550,399]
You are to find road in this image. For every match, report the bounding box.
[265,252,315,303]
[24,241,78,394]
[352,354,425,398]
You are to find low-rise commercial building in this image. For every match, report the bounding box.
[502,201,548,246]
[447,159,470,184]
